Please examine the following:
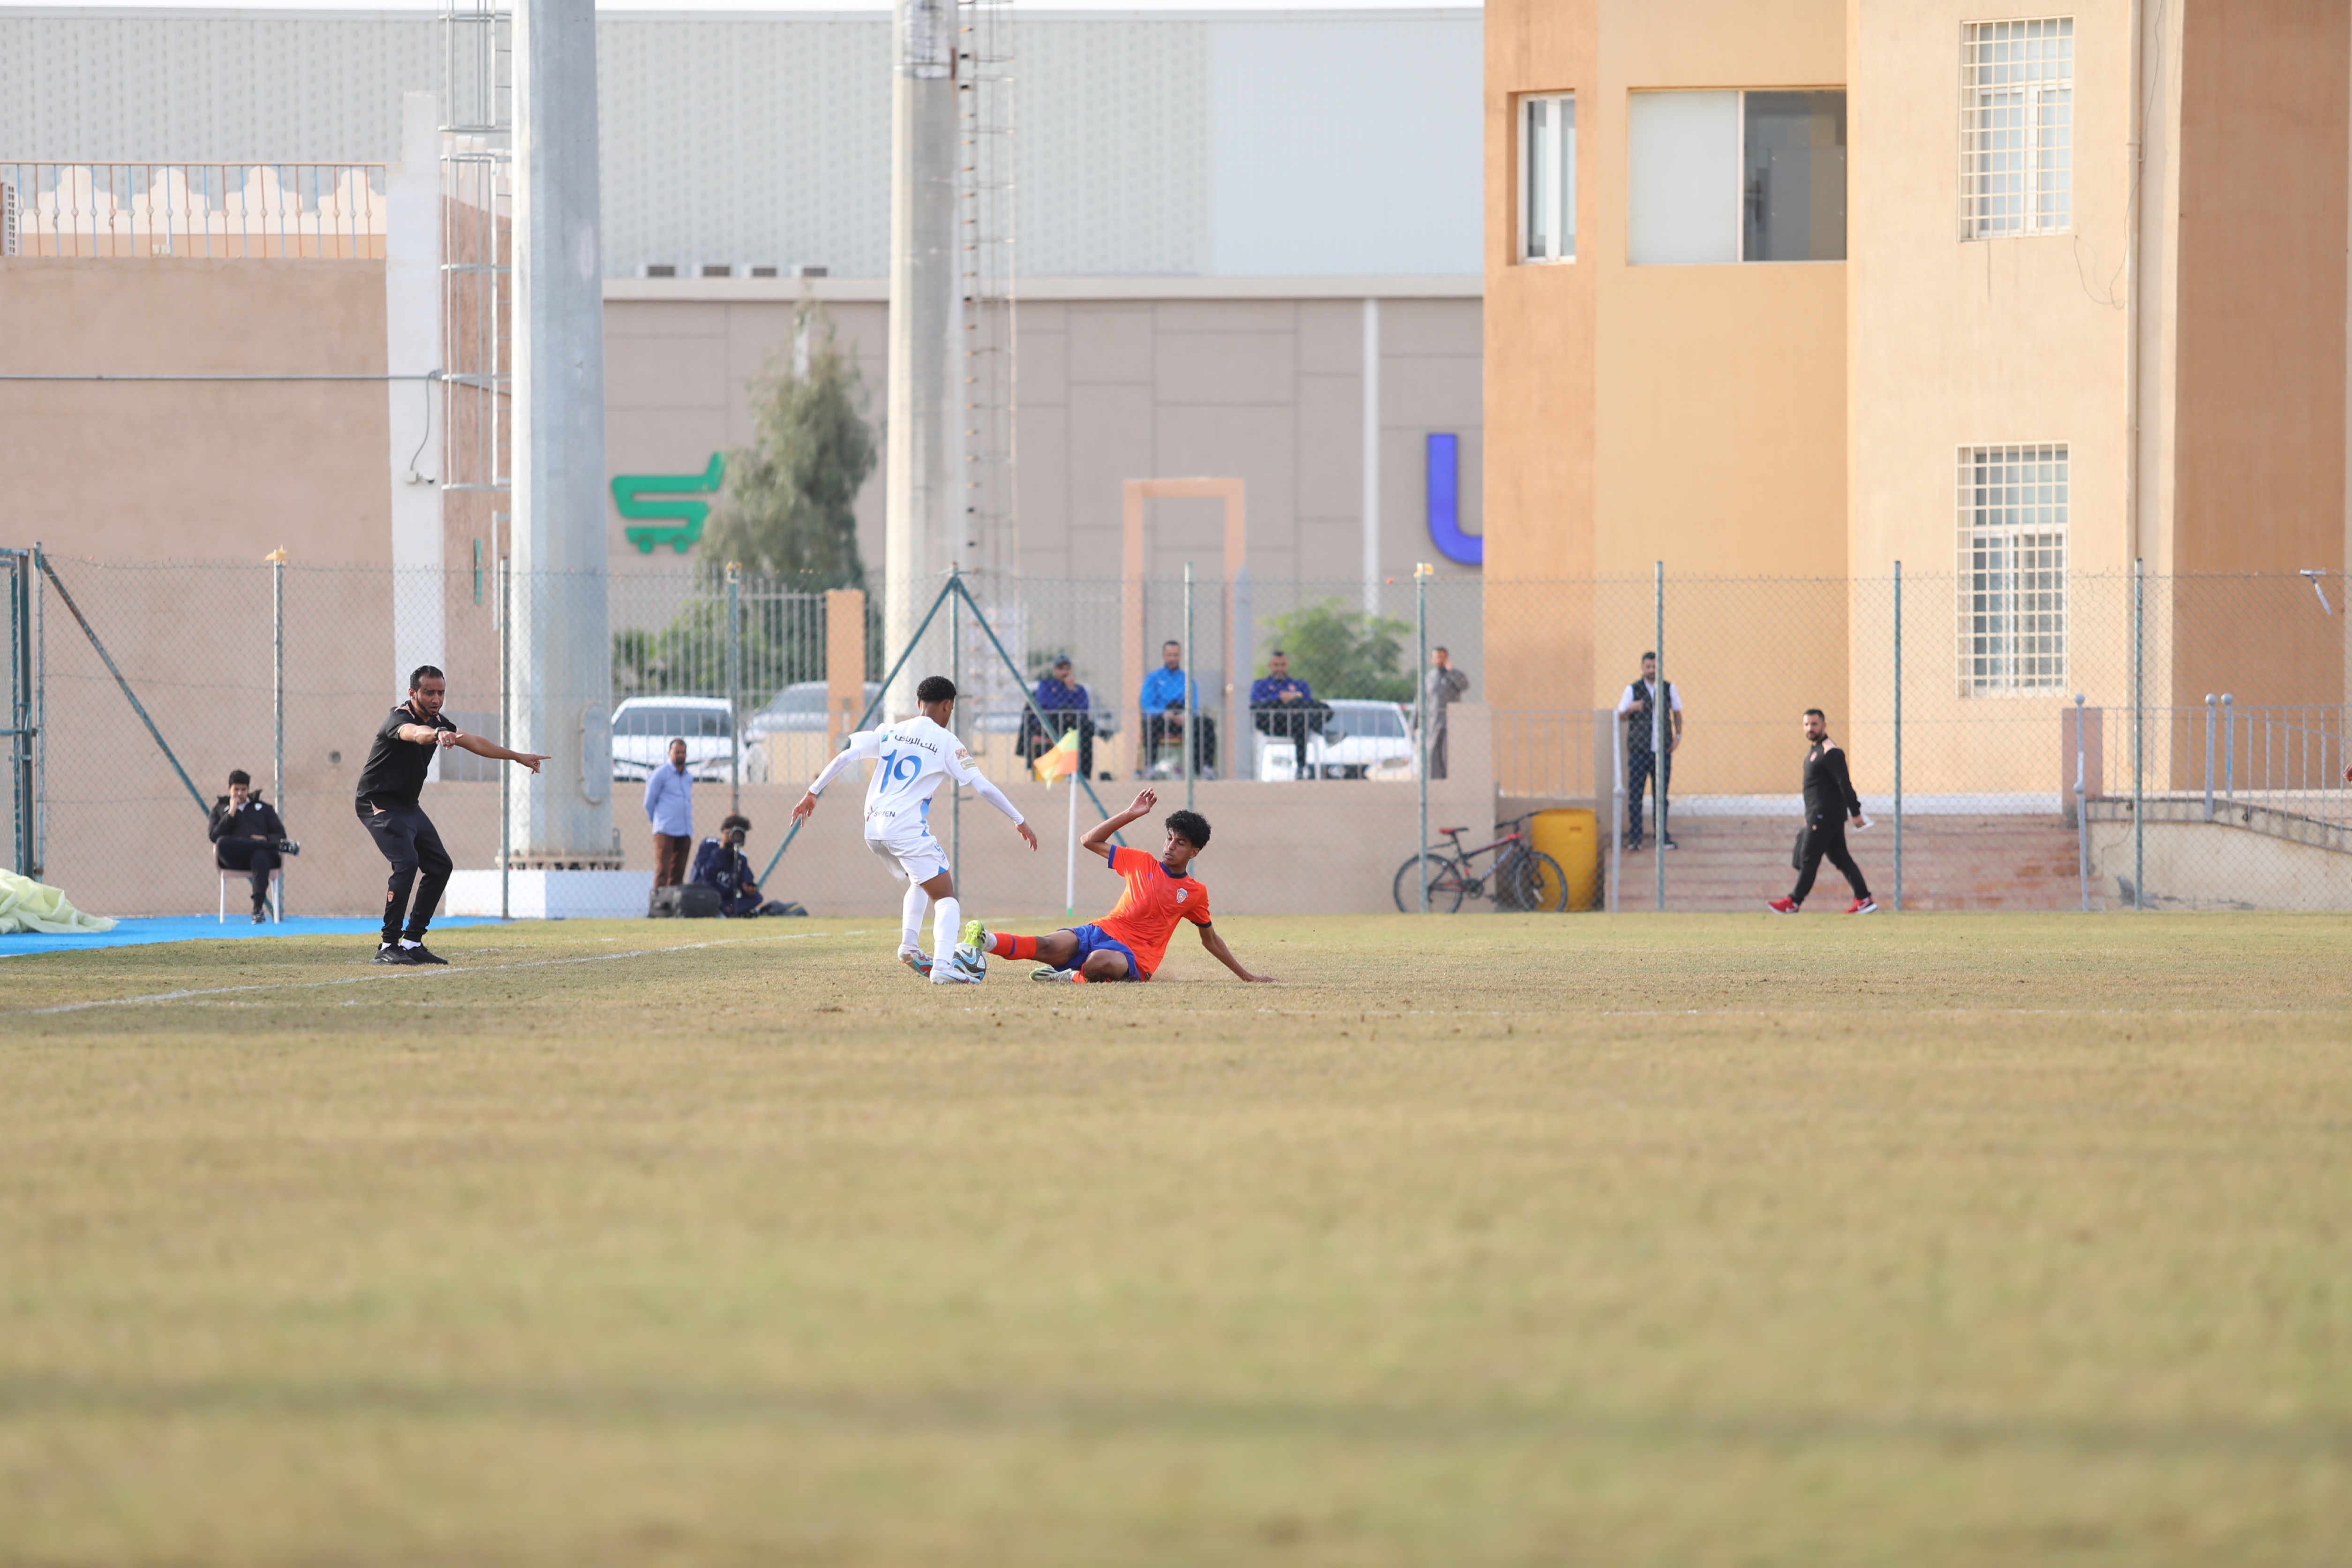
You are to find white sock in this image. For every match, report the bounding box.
[931,896,961,965]
[901,885,931,952]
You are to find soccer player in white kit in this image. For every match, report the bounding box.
[791,675,1038,984]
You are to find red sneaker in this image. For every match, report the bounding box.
[1847,897,1877,914]
[1766,897,1799,915]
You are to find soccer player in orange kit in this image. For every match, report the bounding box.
[957,788,1274,984]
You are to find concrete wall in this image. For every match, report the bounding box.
[603,276,1485,598]
[0,257,392,563]
[2170,1,2350,711]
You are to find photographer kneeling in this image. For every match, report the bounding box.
[690,814,801,918]
[211,769,298,922]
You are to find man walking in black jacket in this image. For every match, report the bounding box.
[1768,709,1876,915]
[211,769,287,921]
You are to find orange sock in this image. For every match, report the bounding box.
[988,933,1038,960]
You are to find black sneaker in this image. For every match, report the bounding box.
[372,943,413,965]
[1661,836,1679,850]
[402,943,449,966]
[251,910,267,924]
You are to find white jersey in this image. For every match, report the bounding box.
[807,714,1025,836]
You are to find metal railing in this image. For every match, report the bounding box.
[0,162,386,259]
[2167,699,2352,824]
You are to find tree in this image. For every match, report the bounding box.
[703,298,877,585]
[1259,600,1414,702]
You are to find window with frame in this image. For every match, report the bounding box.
[1627,90,1846,264]
[1958,445,2068,694]
[1961,17,2073,238]
[1519,93,1576,263]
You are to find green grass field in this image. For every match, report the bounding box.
[3,913,2349,1567]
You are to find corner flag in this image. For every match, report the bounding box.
[1033,726,1081,783]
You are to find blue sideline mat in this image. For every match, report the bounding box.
[0,916,504,959]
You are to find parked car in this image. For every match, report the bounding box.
[740,679,884,744]
[612,696,736,782]
[1251,697,1417,780]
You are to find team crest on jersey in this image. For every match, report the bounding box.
[1175,888,1189,902]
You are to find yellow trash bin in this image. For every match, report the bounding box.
[1530,808,1600,912]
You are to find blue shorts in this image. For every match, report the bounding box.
[1058,923,1146,981]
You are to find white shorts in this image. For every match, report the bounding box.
[864,811,947,884]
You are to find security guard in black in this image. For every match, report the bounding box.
[1787,712,1871,909]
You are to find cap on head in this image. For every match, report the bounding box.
[916,675,957,705]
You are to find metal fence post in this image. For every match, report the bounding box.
[498,554,511,922]
[1653,560,1665,914]
[2203,694,2217,820]
[1417,562,1431,913]
[726,561,742,818]
[1892,559,1903,912]
[270,548,286,917]
[2133,558,2145,910]
[2221,692,2235,801]
[6,549,28,878]
[31,542,42,879]
[1608,716,1623,915]
[1184,560,1196,810]
[2074,693,2089,911]
[950,567,961,892]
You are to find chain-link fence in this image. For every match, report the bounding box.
[9,552,2348,920]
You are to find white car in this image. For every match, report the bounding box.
[612,696,737,782]
[1251,698,1417,780]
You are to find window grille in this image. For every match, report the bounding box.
[1961,17,2073,238]
[1959,444,2068,693]
[1519,93,1576,264]
[0,180,15,256]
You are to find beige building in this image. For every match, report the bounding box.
[1484,0,2352,798]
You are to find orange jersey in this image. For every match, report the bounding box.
[1094,846,1212,977]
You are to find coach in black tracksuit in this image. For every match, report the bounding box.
[1773,707,1875,915]
[354,664,548,965]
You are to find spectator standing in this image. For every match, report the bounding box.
[210,768,287,922]
[1768,709,1876,915]
[1615,652,1682,850]
[1422,647,1470,780]
[644,738,694,887]
[1251,650,1327,779]
[1139,640,1216,777]
[1028,656,1097,778]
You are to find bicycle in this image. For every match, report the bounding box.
[1392,817,1570,913]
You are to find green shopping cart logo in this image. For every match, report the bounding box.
[611,453,726,554]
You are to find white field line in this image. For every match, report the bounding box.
[16,934,832,1017]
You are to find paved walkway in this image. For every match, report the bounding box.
[0,916,502,959]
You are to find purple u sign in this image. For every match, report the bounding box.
[1426,432,1481,566]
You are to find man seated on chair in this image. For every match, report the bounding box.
[1139,639,1216,778]
[210,769,286,922]
[1249,650,1331,779]
[690,813,785,918]
[1024,655,1097,778]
